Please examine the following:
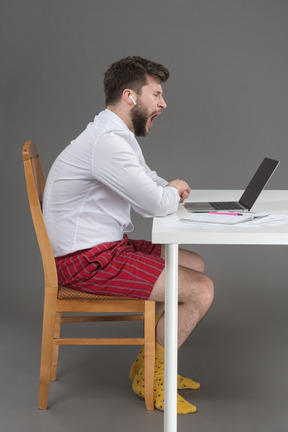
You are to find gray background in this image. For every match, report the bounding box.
[1,1,288,431]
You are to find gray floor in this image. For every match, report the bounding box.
[1,245,288,432]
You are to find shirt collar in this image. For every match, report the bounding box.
[98,109,133,135]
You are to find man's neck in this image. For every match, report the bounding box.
[106,106,134,134]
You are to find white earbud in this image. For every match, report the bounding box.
[129,95,137,105]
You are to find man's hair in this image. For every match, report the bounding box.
[104,56,170,106]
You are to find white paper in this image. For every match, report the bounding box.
[159,213,288,229]
[180,213,256,225]
[178,213,288,228]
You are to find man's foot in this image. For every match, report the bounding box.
[130,344,200,390]
[132,367,197,414]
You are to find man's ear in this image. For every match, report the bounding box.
[123,89,137,106]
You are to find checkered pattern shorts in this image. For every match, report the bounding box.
[55,236,165,299]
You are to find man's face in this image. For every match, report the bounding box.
[130,75,167,137]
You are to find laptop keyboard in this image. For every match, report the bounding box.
[209,202,244,210]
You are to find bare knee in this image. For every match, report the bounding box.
[150,265,214,317]
[197,274,214,316]
[178,267,214,316]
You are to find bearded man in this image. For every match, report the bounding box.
[43,56,214,413]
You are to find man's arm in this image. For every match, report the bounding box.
[141,149,190,202]
[93,133,181,217]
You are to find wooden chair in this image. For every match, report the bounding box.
[22,141,155,410]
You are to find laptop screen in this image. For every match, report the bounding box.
[239,158,279,210]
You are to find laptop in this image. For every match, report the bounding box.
[184,157,280,212]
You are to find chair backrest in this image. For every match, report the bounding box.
[22,141,58,290]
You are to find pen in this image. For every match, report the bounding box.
[209,212,244,216]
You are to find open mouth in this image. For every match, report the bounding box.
[149,112,161,127]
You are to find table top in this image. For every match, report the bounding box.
[152,190,288,245]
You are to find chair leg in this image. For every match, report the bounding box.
[38,292,57,409]
[144,300,155,411]
[50,312,62,382]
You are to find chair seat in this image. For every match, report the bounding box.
[58,285,141,301]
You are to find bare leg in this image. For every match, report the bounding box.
[149,247,214,348]
[154,247,205,317]
[131,248,213,412]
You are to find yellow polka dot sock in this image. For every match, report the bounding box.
[132,350,197,414]
[129,314,162,382]
[129,345,145,382]
[129,315,200,390]
[155,343,200,390]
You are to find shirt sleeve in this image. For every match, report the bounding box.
[92,132,179,217]
[143,163,168,187]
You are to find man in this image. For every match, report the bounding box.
[43,56,214,414]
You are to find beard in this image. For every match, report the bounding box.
[130,101,152,137]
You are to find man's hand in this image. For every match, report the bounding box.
[166,179,191,203]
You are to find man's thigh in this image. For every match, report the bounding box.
[149,265,210,303]
[161,246,205,272]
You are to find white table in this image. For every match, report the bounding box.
[152,190,288,432]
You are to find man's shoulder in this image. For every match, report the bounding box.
[67,109,137,156]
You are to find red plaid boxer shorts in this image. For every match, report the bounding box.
[55,235,165,299]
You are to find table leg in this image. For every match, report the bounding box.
[164,244,178,432]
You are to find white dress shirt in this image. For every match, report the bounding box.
[43,109,180,257]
